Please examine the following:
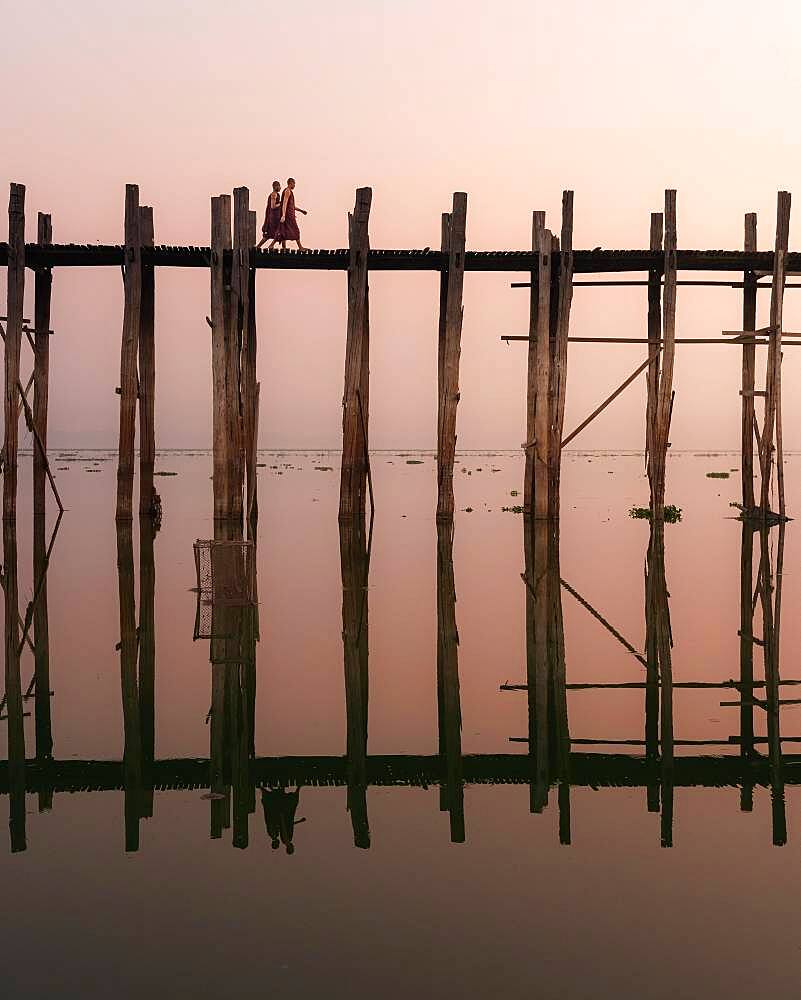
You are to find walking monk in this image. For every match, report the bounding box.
[257,180,283,249]
[279,177,308,250]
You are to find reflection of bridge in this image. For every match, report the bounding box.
[0,499,795,854]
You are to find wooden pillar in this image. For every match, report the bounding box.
[33,213,52,516]
[138,515,156,819]
[340,516,370,848]
[548,191,574,519]
[759,523,787,844]
[138,206,156,516]
[243,206,259,523]
[4,184,25,520]
[4,519,25,851]
[116,185,142,521]
[651,191,677,520]
[210,195,232,520]
[436,193,467,520]
[436,521,465,843]
[532,229,553,519]
[646,520,674,846]
[523,516,549,812]
[645,213,663,496]
[738,520,755,811]
[116,521,142,850]
[741,214,757,511]
[33,513,54,812]
[230,187,250,524]
[339,187,372,520]
[547,523,570,844]
[523,212,546,515]
[760,191,790,516]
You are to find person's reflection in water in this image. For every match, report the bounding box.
[259,785,305,854]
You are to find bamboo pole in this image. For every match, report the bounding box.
[4,184,25,521]
[548,192,574,518]
[646,213,663,489]
[741,214,757,511]
[436,193,467,520]
[340,188,372,520]
[523,211,546,514]
[138,206,156,516]
[532,229,553,519]
[33,213,52,516]
[436,520,465,842]
[116,185,142,521]
[651,191,677,520]
[210,195,233,520]
[760,192,790,515]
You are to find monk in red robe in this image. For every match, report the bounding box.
[279,178,308,250]
[257,180,283,250]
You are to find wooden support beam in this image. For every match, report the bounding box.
[138,206,156,516]
[523,211,546,515]
[561,353,656,450]
[436,192,467,520]
[760,192,790,516]
[646,213,663,492]
[243,208,258,523]
[210,195,233,520]
[532,228,553,519]
[340,187,372,520]
[33,213,52,517]
[116,185,142,521]
[651,191,677,521]
[230,187,250,524]
[548,191,574,518]
[4,184,25,520]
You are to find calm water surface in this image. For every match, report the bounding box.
[2,449,800,999]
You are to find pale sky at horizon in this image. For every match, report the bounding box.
[4,0,801,450]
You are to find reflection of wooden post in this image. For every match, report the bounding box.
[4,184,25,521]
[547,524,570,844]
[645,213,663,497]
[340,188,372,520]
[138,206,157,516]
[340,516,370,848]
[741,215,757,512]
[437,192,467,520]
[523,516,550,811]
[4,520,26,850]
[211,195,233,521]
[116,185,142,521]
[738,521,755,811]
[138,516,156,819]
[209,662,229,839]
[33,513,54,812]
[759,524,786,845]
[116,522,142,851]
[33,212,52,516]
[436,521,464,843]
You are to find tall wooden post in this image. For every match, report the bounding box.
[436,193,467,520]
[523,212,546,515]
[4,184,25,521]
[116,185,142,521]
[211,195,233,520]
[548,191,574,518]
[339,188,372,520]
[760,192,790,516]
[651,190,677,520]
[138,206,156,516]
[229,187,250,523]
[33,213,52,516]
[645,213,663,495]
[242,206,259,523]
[436,520,464,842]
[532,229,553,519]
[741,214,757,511]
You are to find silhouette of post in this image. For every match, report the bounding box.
[138,516,156,819]
[523,516,550,812]
[436,521,464,842]
[4,519,26,851]
[738,521,756,811]
[116,521,142,850]
[547,524,571,844]
[33,513,54,811]
[340,516,370,848]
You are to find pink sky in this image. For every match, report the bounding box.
[3,0,801,450]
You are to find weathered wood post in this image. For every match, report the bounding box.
[436,520,464,842]
[741,214,757,511]
[548,191,575,518]
[211,195,233,520]
[242,206,259,523]
[523,212,545,515]
[651,190,677,520]
[532,228,553,519]
[339,188,372,520]
[230,187,250,523]
[645,213,663,496]
[436,192,467,520]
[4,184,25,521]
[760,191,790,516]
[33,213,52,517]
[116,185,142,521]
[138,206,156,516]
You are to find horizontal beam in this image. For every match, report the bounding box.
[4,752,801,792]
[7,244,801,274]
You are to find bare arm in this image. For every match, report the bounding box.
[280,188,290,221]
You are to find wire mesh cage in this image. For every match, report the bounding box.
[193,539,256,641]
